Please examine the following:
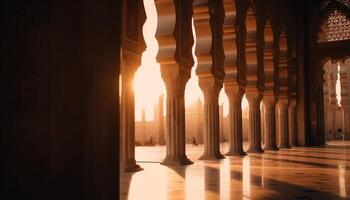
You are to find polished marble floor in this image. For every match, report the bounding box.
[120,141,350,200]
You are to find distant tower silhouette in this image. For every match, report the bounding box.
[159,95,165,145]
[141,109,146,145]
[196,98,204,144]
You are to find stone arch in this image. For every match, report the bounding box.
[277,29,288,98]
[322,58,340,140]
[155,0,177,66]
[322,59,338,106]
[263,16,275,94]
[244,3,259,92]
[223,0,238,84]
[193,0,213,78]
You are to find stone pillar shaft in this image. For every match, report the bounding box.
[155,0,194,165]
[288,99,297,147]
[161,70,193,165]
[225,85,246,156]
[199,78,224,160]
[196,99,204,144]
[277,98,291,148]
[120,54,142,172]
[263,95,278,150]
[246,91,264,153]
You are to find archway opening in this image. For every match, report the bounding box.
[323,59,349,142]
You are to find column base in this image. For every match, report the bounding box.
[199,153,225,160]
[225,150,247,157]
[264,146,279,151]
[278,144,291,149]
[247,147,264,153]
[120,161,143,173]
[161,155,193,166]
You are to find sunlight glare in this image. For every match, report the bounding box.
[134,0,247,122]
[336,63,342,107]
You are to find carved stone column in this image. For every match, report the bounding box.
[161,67,193,165]
[155,0,194,165]
[196,99,204,144]
[225,84,246,156]
[193,0,225,160]
[199,78,225,160]
[246,91,264,153]
[120,0,145,172]
[262,94,278,150]
[277,98,291,149]
[276,29,290,149]
[288,98,297,147]
[120,52,142,172]
[261,103,265,146]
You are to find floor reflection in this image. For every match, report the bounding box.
[121,142,350,200]
[242,156,251,200]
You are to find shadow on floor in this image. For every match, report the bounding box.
[250,155,350,171]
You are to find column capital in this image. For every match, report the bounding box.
[199,76,223,102]
[289,98,297,109]
[262,94,277,108]
[224,83,244,101]
[120,48,142,75]
[277,98,289,111]
[161,66,191,97]
[246,91,263,108]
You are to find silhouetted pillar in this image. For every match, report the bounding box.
[262,95,278,150]
[155,0,194,165]
[277,98,291,149]
[193,0,225,159]
[261,103,265,145]
[120,51,142,172]
[246,91,264,153]
[330,104,337,135]
[288,98,297,147]
[196,98,204,144]
[161,69,193,165]
[220,104,225,142]
[141,109,146,145]
[199,78,225,160]
[225,84,246,156]
[159,95,165,145]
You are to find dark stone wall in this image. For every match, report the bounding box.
[303,0,350,146]
[1,1,120,199]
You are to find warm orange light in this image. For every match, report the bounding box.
[134,0,248,122]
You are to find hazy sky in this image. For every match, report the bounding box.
[133,0,247,121]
